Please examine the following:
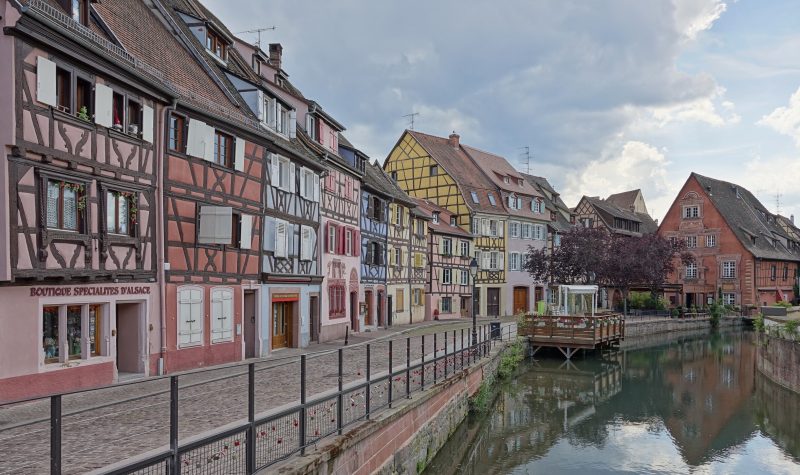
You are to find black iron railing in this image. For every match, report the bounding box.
[1,323,517,475]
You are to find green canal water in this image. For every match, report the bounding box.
[426,330,800,475]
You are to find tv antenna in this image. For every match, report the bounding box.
[519,146,531,174]
[237,26,277,49]
[776,191,783,216]
[402,112,419,130]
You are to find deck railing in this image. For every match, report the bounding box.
[517,314,625,344]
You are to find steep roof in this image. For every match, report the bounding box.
[606,189,643,212]
[363,162,415,206]
[461,145,542,198]
[405,130,506,216]
[522,174,573,232]
[581,195,658,236]
[411,198,472,238]
[691,173,800,261]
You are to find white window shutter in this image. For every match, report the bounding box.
[263,216,276,251]
[498,222,504,237]
[299,167,308,199]
[289,109,297,138]
[313,174,320,202]
[482,252,490,270]
[305,113,313,134]
[275,219,288,258]
[178,288,203,346]
[288,162,296,193]
[203,123,215,162]
[275,102,282,132]
[211,288,233,341]
[270,153,279,187]
[267,98,276,129]
[234,137,246,172]
[94,83,114,128]
[301,225,312,261]
[198,206,232,244]
[239,214,253,250]
[498,252,505,270]
[256,90,265,123]
[142,105,155,143]
[36,56,57,107]
[286,223,296,256]
[186,119,206,157]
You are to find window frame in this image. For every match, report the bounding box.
[683,206,700,219]
[460,240,469,257]
[441,297,452,313]
[722,261,736,279]
[43,175,87,234]
[686,236,697,249]
[685,262,698,279]
[429,165,438,176]
[706,234,716,248]
[104,188,137,237]
[213,130,234,168]
[442,238,453,256]
[205,29,228,61]
[168,113,187,154]
[442,268,452,284]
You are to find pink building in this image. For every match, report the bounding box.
[414,200,474,319]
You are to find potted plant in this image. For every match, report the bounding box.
[76,106,90,122]
[128,123,139,135]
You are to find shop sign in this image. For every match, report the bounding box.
[272,293,299,302]
[29,285,152,297]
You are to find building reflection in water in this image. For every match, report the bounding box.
[426,331,800,475]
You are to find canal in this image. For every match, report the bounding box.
[426,330,800,474]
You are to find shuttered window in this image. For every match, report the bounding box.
[442,268,452,284]
[270,154,294,192]
[299,167,320,201]
[211,288,233,342]
[300,225,314,261]
[275,219,288,258]
[197,206,233,245]
[178,287,203,347]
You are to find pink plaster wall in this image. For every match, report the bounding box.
[0,1,19,282]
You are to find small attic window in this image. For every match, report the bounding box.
[488,194,496,206]
[205,29,227,60]
[470,192,479,203]
[61,0,89,26]
[518,178,524,186]
[503,176,509,184]
[429,165,438,176]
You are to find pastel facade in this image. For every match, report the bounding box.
[360,163,390,329]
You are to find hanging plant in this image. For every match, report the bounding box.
[62,182,86,212]
[112,190,138,226]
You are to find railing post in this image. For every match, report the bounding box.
[337,349,343,435]
[420,336,425,391]
[444,331,449,378]
[406,337,411,398]
[169,375,178,475]
[300,355,307,455]
[388,340,393,408]
[452,330,457,370]
[50,394,61,475]
[247,363,255,474]
[433,333,438,384]
[366,344,371,419]
[461,328,465,369]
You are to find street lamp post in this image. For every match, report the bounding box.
[469,257,479,346]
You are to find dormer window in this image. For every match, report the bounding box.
[488,194,496,207]
[205,29,227,60]
[305,114,317,140]
[61,0,89,26]
[503,176,510,184]
[432,212,439,224]
[518,178,524,186]
[470,192,479,203]
[450,216,457,226]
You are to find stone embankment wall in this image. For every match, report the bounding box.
[756,333,800,395]
[269,341,512,475]
[624,316,742,338]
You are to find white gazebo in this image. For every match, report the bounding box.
[558,285,599,317]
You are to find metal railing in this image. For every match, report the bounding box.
[0,323,517,475]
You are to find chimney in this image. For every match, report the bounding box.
[792,214,795,224]
[268,43,283,70]
[448,131,460,148]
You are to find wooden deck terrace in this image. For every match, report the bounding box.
[518,313,625,359]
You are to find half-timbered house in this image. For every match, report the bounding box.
[360,162,391,328]
[409,207,430,322]
[0,0,170,398]
[383,171,420,325]
[659,173,800,313]
[413,199,474,319]
[573,190,658,237]
[384,130,508,317]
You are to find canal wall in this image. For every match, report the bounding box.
[269,340,516,475]
[624,316,743,338]
[756,333,800,395]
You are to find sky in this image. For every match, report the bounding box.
[205,0,800,222]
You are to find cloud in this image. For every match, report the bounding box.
[634,86,741,129]
[758,86,800,147]
[673,0,727,40]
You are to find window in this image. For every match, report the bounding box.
[106,190,135,236]
[211,288,233,342]
[300,226,314,260]
[508,194,519,209]
[521,223,531,239]
[472,219,479,235]
[429,165,438,176]
[442,268,452,284]
[470,192,479,203]
[490,251,498,270]
[450,216,457,226]
[503,176,510,184]
[276,102,290,135]
[509,252,520,271]
[532,199,542,213]
[169,115,186,152]
[127,99,142,136]
[414,252,424,268]
[784,265,789,281]
[706,235,716,248]
[178,287,203,347]
[395,206,403,225]
[432,212,439,224]
[460,240,469,257]
[442,238,453,256]
[368,242,382,266]
[722,293,735,305]
[271,154,293,191]
[111,90,125,131]
[396,289,405,312]
[554,233,561,247]
[533,224,544,240]
[415,219,425,237]
[722,261,736,279]
[56,67,71,113]
[328,225,337,255]
[510,221,520,238]
[213,131,233,167]
[686,236,697,248]
[390,171,397,181]
[413,288,422,306]
[393,248,402,266]
[75,76,92,119]
[66,0,88,26]
[461,269,470,285]
[206,29,227,60]
[299,167,319,201]
[489,220,497,236]
[370,197,384,221]
[329,284,345,318]
[684,206,699,219]
[441,297,452,313]
[43,306,59,363]
[685,262,698,279]
[771,265,777,281]
[488,194,496,206]
[345,229,353,256]
[46,179,84,232]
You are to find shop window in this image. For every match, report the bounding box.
[168,114,186,153]
[106,190,136,236]
[46,179,84,232]
[211,288,234,342]
[89,305,101,356]
[67,305,82,360]
[56,67,71,113]
[214,130,233,167]
[178,287,204,347]
[43,306,60,363]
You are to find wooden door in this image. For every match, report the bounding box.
[244,291,256,358]
[487,288,500,316]
[272,302,288,349]
[513,287,529,314]
[309,296,319,343]
[365,291,373,326]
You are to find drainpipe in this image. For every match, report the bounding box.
[157,98,178,375]
[407,209,412,325]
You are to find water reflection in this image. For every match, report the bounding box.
[426,331,800,475]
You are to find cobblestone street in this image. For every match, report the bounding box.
[0,318,514,474]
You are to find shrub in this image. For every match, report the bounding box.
[775,301,792,308]
[754,313,765,333]
[785,320,800,335]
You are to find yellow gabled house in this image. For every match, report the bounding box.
[384,130,508,317]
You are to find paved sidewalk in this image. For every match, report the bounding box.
[0,317,515,474]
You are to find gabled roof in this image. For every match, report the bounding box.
[690,173,800,261]
[363,162,416,206]
[579,195,658,236]
[606,189,642,211]
[523,174,574,233]
[461,145,542,198]
[405,130,506,216]
[411,198,472,238]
